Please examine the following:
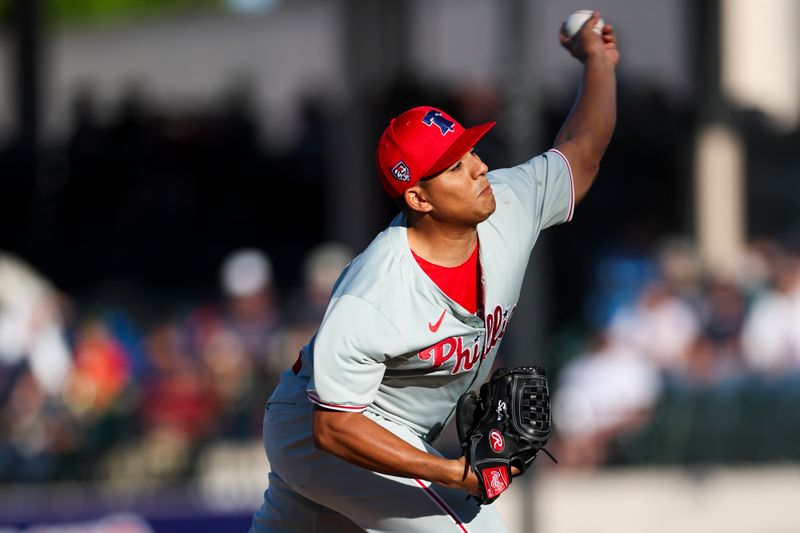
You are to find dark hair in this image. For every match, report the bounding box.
[393,194,407,214]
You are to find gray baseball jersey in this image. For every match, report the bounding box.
[251,149,574,533]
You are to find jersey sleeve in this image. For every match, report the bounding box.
[540,149,575,227]
[491,148,575,232]
[307,294,407,412]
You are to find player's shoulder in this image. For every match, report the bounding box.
[488,151,569,197]
[330,216,411,304]
[489,150,560,179]
[485,164,528,214]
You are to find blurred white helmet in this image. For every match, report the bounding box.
[221,248,273,298]
[304,243,352,296]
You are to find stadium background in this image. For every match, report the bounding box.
[1,0,799,531]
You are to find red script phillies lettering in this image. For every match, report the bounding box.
[417,305,515,375]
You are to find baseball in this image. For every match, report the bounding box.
[563,10,604,39]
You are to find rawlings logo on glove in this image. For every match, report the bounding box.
[456,366,556,505]
[489,430,504,452]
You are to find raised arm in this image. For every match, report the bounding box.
[553,12,619,204]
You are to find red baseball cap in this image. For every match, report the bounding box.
[376,106,495,198]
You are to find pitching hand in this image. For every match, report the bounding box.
[560,11,619,68]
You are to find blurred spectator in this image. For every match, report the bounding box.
[0,370,65,481]
[218,248,283,360]
[62,317,133,418]
[741,246,800,377]
[0,253,72,398]
[287,242,353,330]
[198,327,257,440]
[656,236,704,304]
[134,321,220,479]
[607,281,701,376]
[273,242,354,379]
[141,322,219,440]
[185,249,283,361]
[688,278,747,386]
[549,236,800,467]
[733,239,781,298]
[551,332,661,468]
[583,249,658,330]
[182,248,285,438]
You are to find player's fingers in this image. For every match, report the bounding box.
[601,23,616,43]
[559,28,572,48]
[582,11,602,33]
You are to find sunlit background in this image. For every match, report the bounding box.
[1,1,799,532]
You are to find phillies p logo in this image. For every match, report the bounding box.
[422,110,455,136]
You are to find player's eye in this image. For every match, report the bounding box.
[449,149,479,172]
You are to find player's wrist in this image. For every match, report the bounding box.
[430,457,470,491]
[583,48,611,65]
[582,50,613,67]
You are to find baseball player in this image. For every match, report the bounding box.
[251,12,618,533]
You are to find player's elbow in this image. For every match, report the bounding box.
[311,412,331,451]
[573,162,599,204]
[311,407,343,452]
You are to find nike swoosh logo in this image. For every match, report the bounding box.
[428,309,447,332]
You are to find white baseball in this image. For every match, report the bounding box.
[563,10,604,39]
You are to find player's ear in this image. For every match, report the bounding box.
[404,185,433,215]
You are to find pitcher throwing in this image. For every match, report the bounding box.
[251,11,618,532]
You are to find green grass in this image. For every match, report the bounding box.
[0,0,220,27]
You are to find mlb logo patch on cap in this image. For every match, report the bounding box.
[391,161,411,182]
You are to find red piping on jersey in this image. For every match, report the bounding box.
[307,392,367,412]
[548,148,575,222]
[414,479,472,533]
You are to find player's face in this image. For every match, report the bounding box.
[419,149,495,226]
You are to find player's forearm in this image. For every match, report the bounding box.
[312,408,468,491]
[554,53,617,198]
[555,53,616,153]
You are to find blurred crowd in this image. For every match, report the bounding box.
[550,235,800,468]
[2,71,797,482]
[0,76,510,486]
[5,233,800,483]
[0,243,353,484]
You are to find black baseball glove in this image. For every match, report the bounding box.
[455,366,555,505]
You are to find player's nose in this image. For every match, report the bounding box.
[471,158,489,179]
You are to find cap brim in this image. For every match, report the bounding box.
[424,121,496,178]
